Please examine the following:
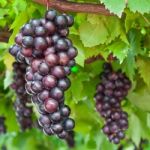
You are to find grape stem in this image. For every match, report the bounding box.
[33,0,114,16]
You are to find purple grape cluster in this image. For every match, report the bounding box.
[9,9,77,139]
[0,117,6,134]
[11,62,33,130]
[94,63,131,144]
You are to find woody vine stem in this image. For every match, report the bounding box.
[33,0,113,16]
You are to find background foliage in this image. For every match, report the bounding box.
[0,0,150,149]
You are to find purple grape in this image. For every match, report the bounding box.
[45,53,58,67]
[50,87,64,100]
[51,66,65,79]
[44,21,56,35]
[44,98,58,113]
[34,37,48,51]
[22,36,34,48]
[45,9,57,21]
[58,52,69,66]
[38,62,50,75]
[42,75,57,89]
[63,118,75,131]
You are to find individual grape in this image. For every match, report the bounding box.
[66,15,74,27]
[22,24,34,36]
[45,53,58,67]
[38,62,50,75]
[30,19,41,27]
[51,123,63,134]
[38,90,50,102]
[22,36,34,48]
[67,47,78,59]
[42,75,57,89]
[15,33,23,45]
[35,26,46,36]
[38,115,51,128]
[57,78,70,91]
[55,15,68,28]
[60,105,70,117]
[63,118,75,131]
[31,81,43,93]
[44,98,58,113]
[31,59,42,72]
[33,72,43,81]
[55,38,68,51]
[9,45,21,56]
[50,111,61,122]
[51,66,65,78]
[50,87,64,100]
[44,21,56,35]
[34,37,48,51]
[58,52,69,66]
[45,9,57,21]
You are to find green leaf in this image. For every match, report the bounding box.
[0,0,7,7]
[79,21,108,47]
[4,70,13,89]
[12,0,27,15]
[128,0,150,14]
[121,48,136,80]
[101,0,126,17]
[107,40,129,63]
[0,8,9,19]
[9,11,28,44]
[128,88,150,111]
[136,57,150,88]
[128,113,142,146]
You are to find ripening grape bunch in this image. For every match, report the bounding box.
[0,117,6,134]
[11,62,33,130]
[94,63,131,144]
[9,9,77,139]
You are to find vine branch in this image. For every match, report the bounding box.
[33,0,113,16]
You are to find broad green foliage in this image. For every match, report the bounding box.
[0,0,150,150]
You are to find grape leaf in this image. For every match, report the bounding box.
[128,113,142,146]
[137,57,150,88]
[0,0,7,7]
[128,88,150,111]
[128,0,150,14]
[79,21,108,47]
[107,40,129,63]
[4,70,13,89]
[101,0,126,17]
[12,0,27,15]
[9,11,28,44]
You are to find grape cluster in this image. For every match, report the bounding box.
[94,63,131,144]
[0,117,6,134]
[9,9,77,139]
[11,62,33,130]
